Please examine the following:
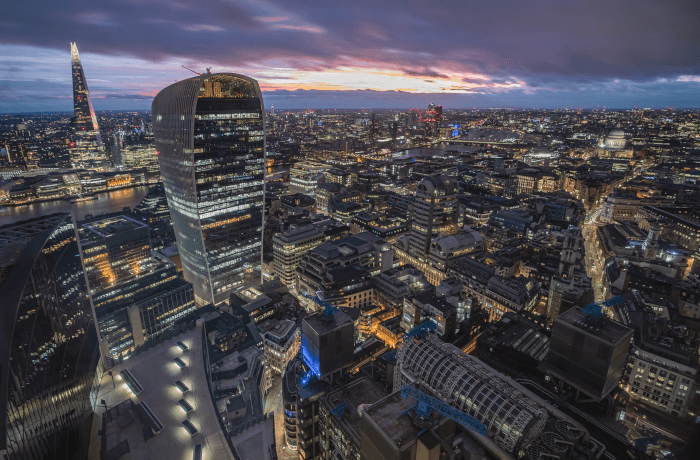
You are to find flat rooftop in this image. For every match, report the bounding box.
[363,390,427,447]
[87,327,233,460]
[321,373,389,447]
[303,309,353,336]
[82,215,148,237]
[555,307,633,345]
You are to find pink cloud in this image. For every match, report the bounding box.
[271,24,325,34]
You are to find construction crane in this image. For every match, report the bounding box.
[181,65,201,75]
[181,65,212,76]
[401,386,487,436]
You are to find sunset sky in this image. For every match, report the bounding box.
[2,0,700,112]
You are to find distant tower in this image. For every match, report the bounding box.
[270,104,274,116]
[391,120,398,150]
[111,133,123,168]
[70,42,102,146]
[424,103,442,138]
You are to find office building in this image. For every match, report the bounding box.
[623,308,699,417]
[408,175,458,261]
[80,215,196,358]
[273,225,325,288]
[547,306,633,402]
[295,232,394,308]
[153,73,266,304]
[259,318,300,375]
[0,213,101,460]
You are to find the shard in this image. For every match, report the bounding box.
[70,42,107,168]
[71,42,102,145]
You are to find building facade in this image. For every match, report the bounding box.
[0,213,101,460]
[153,73,266,304]
[408,175,458,261]
[80,215,196,358]
[273,225,325,288]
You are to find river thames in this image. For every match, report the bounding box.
[0,186,152,226]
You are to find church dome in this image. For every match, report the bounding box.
[604,129,627,148]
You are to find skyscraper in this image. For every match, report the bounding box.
[152,73,266,304]
[0,213,101,460]
[408,175,459,261]
[423,102,442,138]
[70,42,106,167]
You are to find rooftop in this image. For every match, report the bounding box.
[320,373,389,447]
[555,307,633,345]
[88,327,233,460]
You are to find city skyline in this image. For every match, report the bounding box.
[2,0,700,112]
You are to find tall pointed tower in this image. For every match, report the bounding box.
[71,43,102,146]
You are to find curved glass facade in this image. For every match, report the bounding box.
[153,73,265,304]
[395,334,548,454]
[0,213,101,460]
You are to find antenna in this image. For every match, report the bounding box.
[181,65,202,76]
[205,67,212,74]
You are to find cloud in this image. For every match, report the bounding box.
[255,16,290,23]
[270,24,325,34]
[181,25,225,32]
[1,0,700,110]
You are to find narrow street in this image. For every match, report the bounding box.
[582,206,606,304]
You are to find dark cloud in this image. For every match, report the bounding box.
[2,0,700,110]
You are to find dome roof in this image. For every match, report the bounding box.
[604,129,627,148]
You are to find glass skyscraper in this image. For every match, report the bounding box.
[152,73,266,304]
[0,213,101,460]
[70,42,106,168]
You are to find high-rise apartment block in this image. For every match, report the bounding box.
[0,213,100,460]
[153,73,266,304]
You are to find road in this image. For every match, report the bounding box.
[582,206,606,304]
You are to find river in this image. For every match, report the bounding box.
[0,186,152,226]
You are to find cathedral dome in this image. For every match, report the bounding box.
[604,129,627,148]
